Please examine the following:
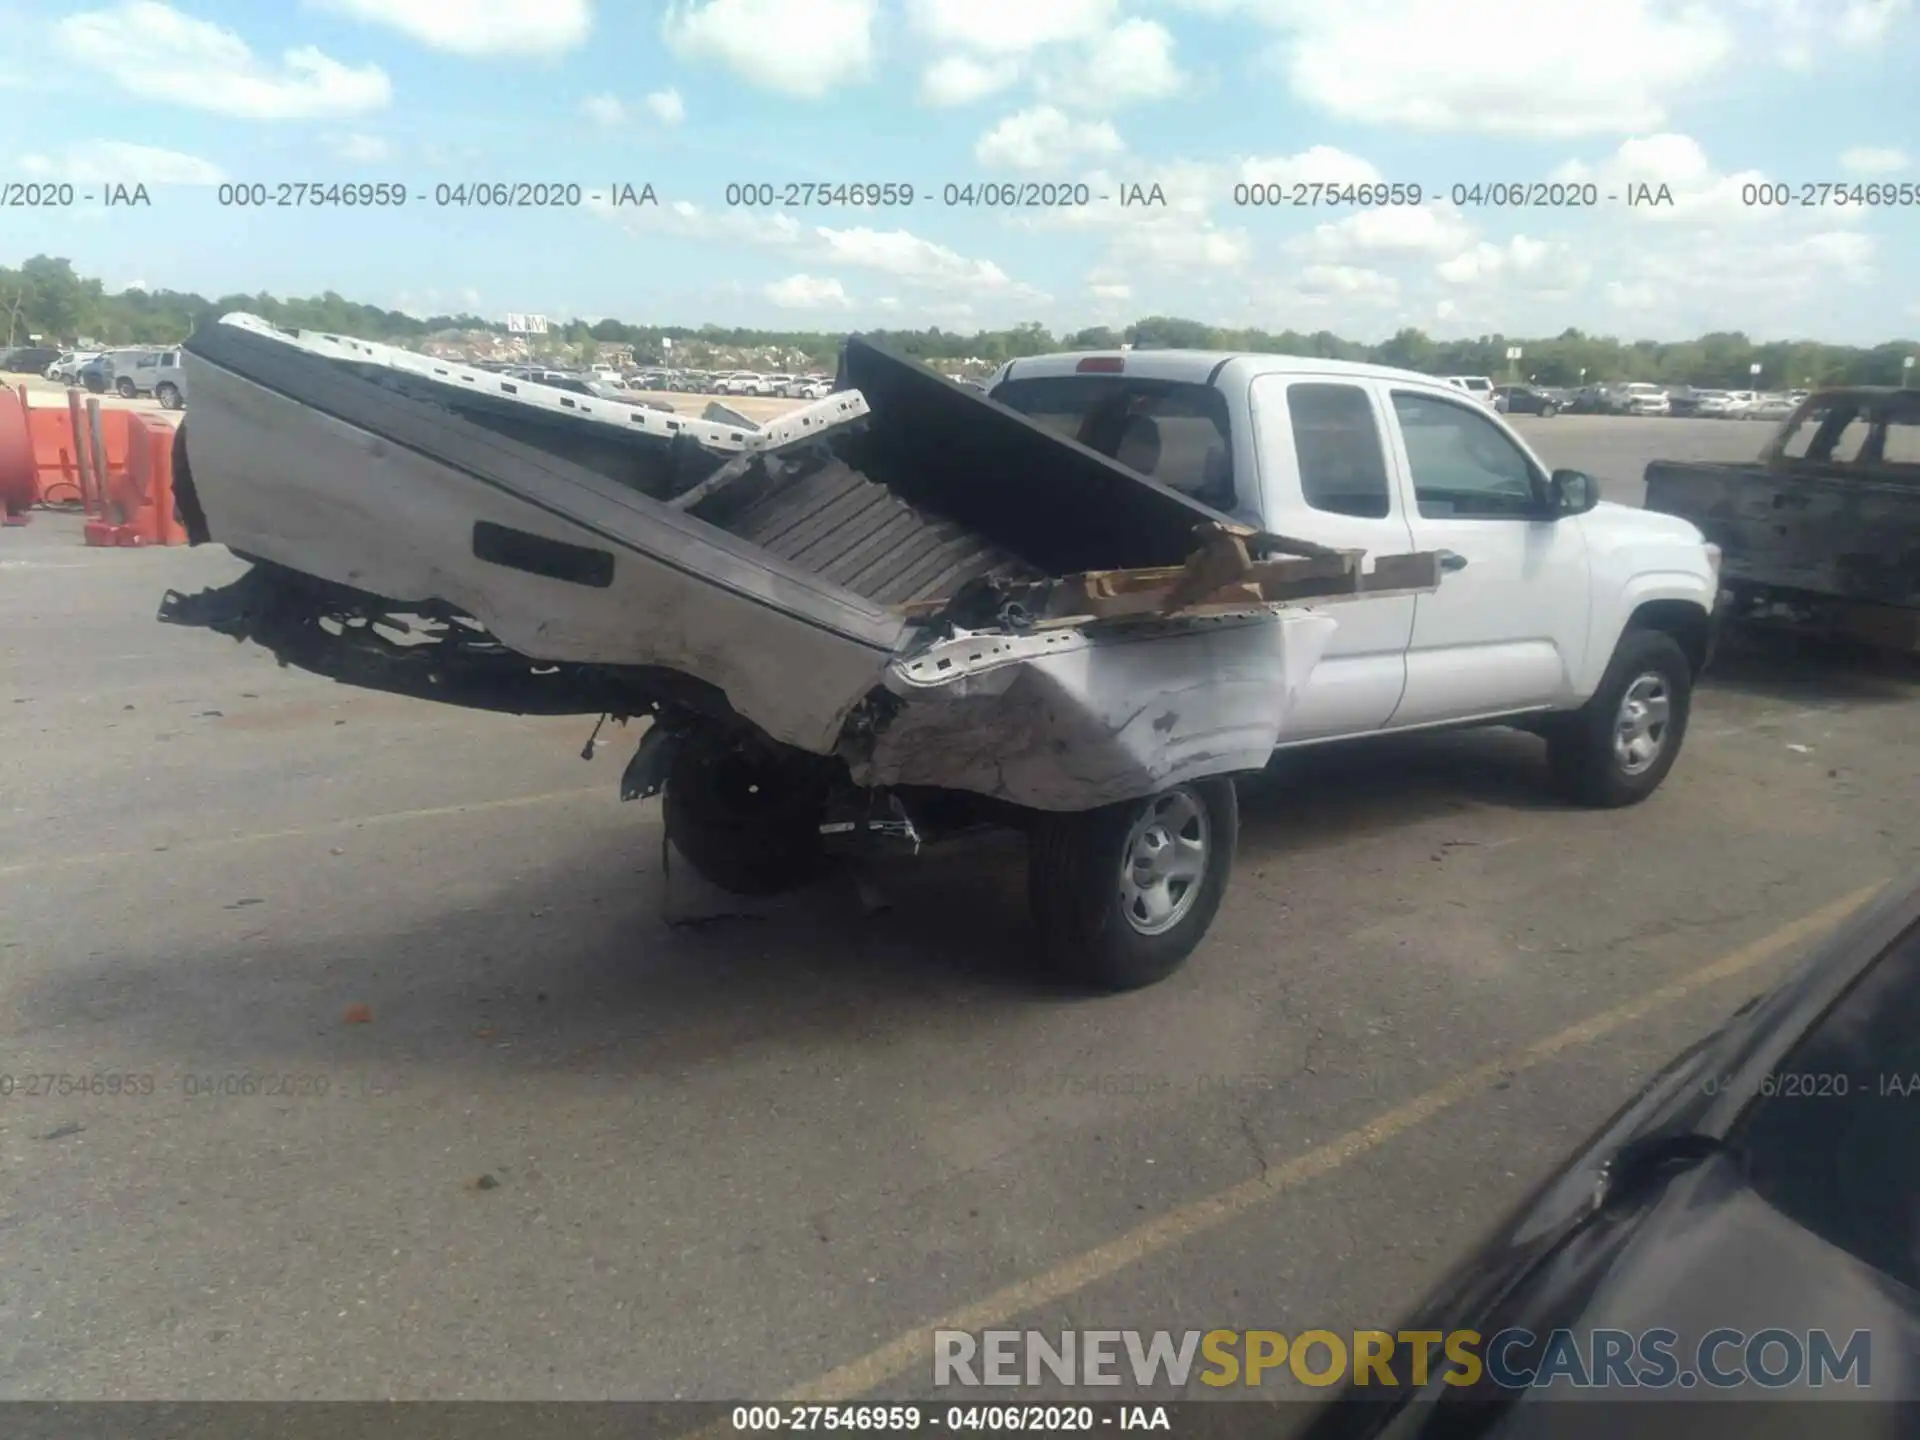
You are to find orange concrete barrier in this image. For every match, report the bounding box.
[25,401,102,507]
[0,386,32,523]
[84,411,184,546]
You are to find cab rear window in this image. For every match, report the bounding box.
[990,375,1235,510]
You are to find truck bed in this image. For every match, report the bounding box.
[160,317,1442,809]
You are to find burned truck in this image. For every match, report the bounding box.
[1644,386,1920,651]
[156,316,1442,990]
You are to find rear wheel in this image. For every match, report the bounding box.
[1540,401,1558,417]
[1545,629,1693,807]
[155,383,181,410]
[661,734,829,896]
[115,377,136,398]
[1028,779,1238,991]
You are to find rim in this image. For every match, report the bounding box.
[1117,787,1211,936]
[1613,671,1672,776]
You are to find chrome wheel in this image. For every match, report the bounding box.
[1118,788,1211,936]
[1613,672,1671,775]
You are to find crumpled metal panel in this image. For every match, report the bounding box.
[849,610,1340,811]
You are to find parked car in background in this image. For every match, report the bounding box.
[1686,389,1735,417]
[1746,392,1797,421]
[151,349,186,409]
[45,350,101,383]
[1490,384,1559,416]
[1565,385,1612,414]
[1618,382,1672,416]
[1,345,62,374]
[109,348,165,397]
[1442,375,1497,405]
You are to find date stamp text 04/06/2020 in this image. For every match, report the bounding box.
[10,177,1920,212]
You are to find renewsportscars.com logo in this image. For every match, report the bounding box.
[933,1328,1873,1391]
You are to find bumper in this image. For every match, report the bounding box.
[1703,591,1729,671]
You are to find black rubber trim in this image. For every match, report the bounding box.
[473,521,614,588]
[1206,356,1234,385]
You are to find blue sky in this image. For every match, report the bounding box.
[4,0,1917,342]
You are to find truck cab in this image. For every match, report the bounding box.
[989,349,1720,801]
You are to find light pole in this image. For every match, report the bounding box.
[1506,345,1522,385]
[1749,360,1762,394]
[1905,355,1915,388]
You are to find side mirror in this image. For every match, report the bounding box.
[1548,468,1599,516]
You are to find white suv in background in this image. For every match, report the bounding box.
[1443,375,1496,405]
[1619,382,1672,416]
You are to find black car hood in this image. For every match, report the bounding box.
[1293,879,1920,1438]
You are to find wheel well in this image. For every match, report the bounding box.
[1627,599,1711,675]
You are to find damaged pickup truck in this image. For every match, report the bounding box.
[1645,386,1920,652]
[159,320,1720,989]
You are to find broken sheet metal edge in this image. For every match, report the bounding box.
[211,313,870,454]
[848,608,1341,811]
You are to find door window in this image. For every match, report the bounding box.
[1391,391,1546,518]
[1287,382,1392,519]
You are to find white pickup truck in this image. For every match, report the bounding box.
[163,327,1720,992]
[987,350,1721,800]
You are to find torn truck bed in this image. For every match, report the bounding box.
[162,316,1441,809]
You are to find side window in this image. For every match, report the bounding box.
[1391,391,1544,518]
[1287,382,1392,519]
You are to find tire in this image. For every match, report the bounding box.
[660,734,828,897]
[155,383,180,410]
[1028,779,1238,992]
[116,377,136,398]
[1545,629,1693,807]
[1540,402,1558,417]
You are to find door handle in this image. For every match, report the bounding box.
[1437,550,1469,572]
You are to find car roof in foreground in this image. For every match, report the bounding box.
[996,348,1462,391]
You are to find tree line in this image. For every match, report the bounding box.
[5,254,1915,388]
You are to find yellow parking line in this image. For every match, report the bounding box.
[776,881,1886,1404]
[0,787,606,879]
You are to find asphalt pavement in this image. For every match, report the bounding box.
[2,417,1915,1402]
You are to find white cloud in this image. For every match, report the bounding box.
[1259,1,1736,137]
[1100,223,1253,272]
[1754,0,1912,66]
[646,88,686,125]
[1296,204,1476,261]
[765,273,851,308]
[1551,133,1784,227]
[19,140,224,185]
[663,0,876,98]
[582,93,627,127]
[596,198,1043,301]
[1839,146,1909,174]
[813,226,1041,298]
[1239,145,1382,189]
[1089,281,1132,300]
[906,0,1117,55]
[331,132,390,163]
[1038,18,1184,109]
[1435,235,1590,296]
[920,54,1022,106]
[975,106,1123,169]
[311,0,590,56]
[56,2,389,119]
[1294,265,1399,303]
